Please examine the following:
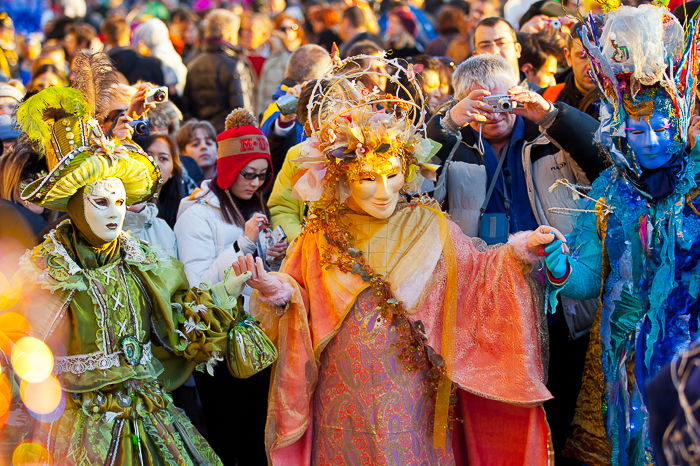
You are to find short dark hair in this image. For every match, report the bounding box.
[176,119,217,153]
[517,31,563,70]
[476,17,517,41]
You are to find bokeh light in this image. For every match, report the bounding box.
[0,373,11,430]
[11,337,53,383]
[0,270,23,311]
[12,442,53,465]
[20,376,62,415]
[0,312,31,355]
[28,391,65,424]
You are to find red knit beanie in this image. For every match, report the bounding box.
[215,109,273,191]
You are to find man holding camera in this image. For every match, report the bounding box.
[428,54,605,240]
[427,53,608,463]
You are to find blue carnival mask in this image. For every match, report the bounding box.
[625,110,675,170]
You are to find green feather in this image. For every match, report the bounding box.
[16,87,92,145]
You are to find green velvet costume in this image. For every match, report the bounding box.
[17,220,240,465]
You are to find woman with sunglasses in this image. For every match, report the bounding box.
[174,108,286,464]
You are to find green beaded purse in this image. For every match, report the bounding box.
[227,304,278,379]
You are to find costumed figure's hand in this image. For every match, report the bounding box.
[232,254,285,299]
[244,213,269,243]
[448,89,494,127]
[509,86,554,123]
[224,269,252,297]
[544,239,570,280]
[527,225,566,256]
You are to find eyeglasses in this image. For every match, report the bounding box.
[280,24,299,32]
[239,171,270,180]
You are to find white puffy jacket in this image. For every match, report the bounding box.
[173,181,259,289]
[123,203,178,258]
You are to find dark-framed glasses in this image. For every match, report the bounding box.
[239,171,270,180]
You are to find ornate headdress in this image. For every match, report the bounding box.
[18,88,160,211]
[291,53,440,205]
[18,54,160,211]
[579,4,700,176]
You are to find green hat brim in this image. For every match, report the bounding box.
[21,143,161,212]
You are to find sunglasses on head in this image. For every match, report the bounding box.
[239,171,270,180]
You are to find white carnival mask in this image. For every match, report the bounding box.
[83,177,127,243]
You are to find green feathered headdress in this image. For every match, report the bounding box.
[17,87,161,212]
[16,87,92,148]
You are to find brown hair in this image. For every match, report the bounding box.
[101,15,130,46]
[203,9,240,41]
[273,14,305,44]
[176,119,217,154]
[0,141,46,202]
[209,180,270,227]
[144,133,182,178]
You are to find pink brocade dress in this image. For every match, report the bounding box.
[311,288,455,466]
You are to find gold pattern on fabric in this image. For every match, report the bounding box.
[423,205,458,450]
[343,205,440,281]
[564,200,613,464]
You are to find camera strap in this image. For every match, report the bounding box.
[480,145,509,217]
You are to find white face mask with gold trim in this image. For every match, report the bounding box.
[83,177,127,243]
[345,156,404,219]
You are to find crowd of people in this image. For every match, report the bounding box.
[0,0,700,464]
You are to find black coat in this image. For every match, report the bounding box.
[184,40,256,133]
[107,47,166,86]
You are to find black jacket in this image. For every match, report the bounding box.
[184,40,256,133]
[108,47,166,86]
[547,70,600,120]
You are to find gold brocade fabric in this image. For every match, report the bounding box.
[564,204,613,464]
[343,205,442,292]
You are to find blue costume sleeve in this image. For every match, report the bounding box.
[550,201,604,301]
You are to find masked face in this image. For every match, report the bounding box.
[625,111,675,170]
[83,178,127,243]
[345,156,404,219]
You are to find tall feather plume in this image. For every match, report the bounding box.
[16,87,91,146]
[70,51,120,121]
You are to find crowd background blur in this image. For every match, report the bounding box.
[0,0,696,463]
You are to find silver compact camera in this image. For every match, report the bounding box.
[483,94,519,113]
[145,86,168,104]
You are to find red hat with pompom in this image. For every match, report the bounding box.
[215,108,273,191]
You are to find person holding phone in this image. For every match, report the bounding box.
[174,108,287,465]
